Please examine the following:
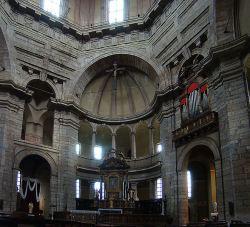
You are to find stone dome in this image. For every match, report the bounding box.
[80,56,158,120]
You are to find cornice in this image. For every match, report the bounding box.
[7,0,172,42]
[50,98,158,125]
[0,79,180,124]
[0,79,33,99]
[201,35,250,72]
[14,139,59,154]
[49,84,181,124]
[76,161,162,175]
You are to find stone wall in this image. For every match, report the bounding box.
[0,0,249,225]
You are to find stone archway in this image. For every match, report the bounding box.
[13,149,58,216]
[16,155,52,216]
[71,53,162,105]
[177,138,222,225]
[14,149,58,176]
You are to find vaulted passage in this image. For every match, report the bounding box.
[187,146,217,222]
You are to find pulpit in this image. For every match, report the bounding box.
[99,149,130,209]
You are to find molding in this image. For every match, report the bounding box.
[128,161,162,174]
[0,80,33,99]
[7,0,172,42]
[14,139,59,153]
[202,35,250,72]
[76,161,162,175]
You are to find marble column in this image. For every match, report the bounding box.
[131,131,136,159]
[148,126,155,155]
[91,130,96,158]
[112,133,116,150]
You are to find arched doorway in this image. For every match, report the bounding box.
[16,155,51,217]
[185,146,217,222]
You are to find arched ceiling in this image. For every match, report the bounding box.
[80,55,158,120]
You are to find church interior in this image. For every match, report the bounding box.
[0,0,250,226]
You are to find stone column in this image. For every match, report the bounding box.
[209,57,250,221]
[159,102,180,224]
[112,133,116,150]
[178,171,189,225]
[91,130,96,158]
[50,174,58,214]
[148,126,155,155]
[0,93,26,213]
[100,176,103,200]
[131,131,136,159]
[56,111,80,211]
[149,180,155,199]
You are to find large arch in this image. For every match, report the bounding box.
[176,138,222,225]
[177,137,220,172]
[14,149,58,176]
[21,77,60,99]
[70,51,165,102]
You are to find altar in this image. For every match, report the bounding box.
[98,148,131,210]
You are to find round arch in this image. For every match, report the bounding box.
[23,78,60,99]
[14,149,58,176]
[177,137,220,172]
[69,51,165,101]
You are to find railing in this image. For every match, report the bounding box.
[77,152,161,174]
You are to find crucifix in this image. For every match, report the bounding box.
[106,62,126,90]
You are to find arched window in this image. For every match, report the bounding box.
[108,0,124,24]
[43,0,61,17]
